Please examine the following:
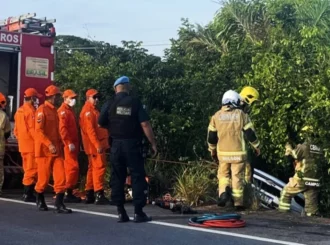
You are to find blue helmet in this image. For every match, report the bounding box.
[114,76,130,87]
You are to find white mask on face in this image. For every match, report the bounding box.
[69,98,76,107]
[33,98,39,109]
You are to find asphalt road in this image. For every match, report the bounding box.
[0,200,287,245]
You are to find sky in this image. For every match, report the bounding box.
[2,0,219,57]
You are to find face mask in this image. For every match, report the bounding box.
[33,97,39,109]
[69,98,76,107]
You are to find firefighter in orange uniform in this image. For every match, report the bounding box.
[14,88,42,202]
[79,89,110,205]
[58,89,81,203]
[34,85,72,214]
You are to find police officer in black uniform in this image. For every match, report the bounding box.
[98,76,157,223]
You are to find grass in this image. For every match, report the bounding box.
[173,162,217,207]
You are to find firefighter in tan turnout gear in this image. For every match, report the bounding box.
[0,93,11,196]
[279,126,322,217]
[207,90,261,211]
[239,86,260,184]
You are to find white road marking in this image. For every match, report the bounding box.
[0,197,305,245]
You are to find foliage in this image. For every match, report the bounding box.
[54,0,330,213]
[173,163,217,206]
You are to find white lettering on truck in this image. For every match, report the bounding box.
[0,32,20,45]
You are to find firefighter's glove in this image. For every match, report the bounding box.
[285,143,293,156]
[255,147,261,156]
[211,151,218,163]
[68,143,75,152]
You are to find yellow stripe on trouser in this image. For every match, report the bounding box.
[279,178,319,214]
[218,161,245,206]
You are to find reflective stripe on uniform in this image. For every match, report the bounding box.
[218,151,246,155]
[243,122,253,130]
[208,145,216,151]
[303,177,319,182]
[208,124,217,132]
[250,140,260,149]
[278,201,291,210]
[219,178,230,186]
[291,149,298,159]
[232,189,243,197]
[241,132,246,151]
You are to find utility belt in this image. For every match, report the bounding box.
[109,137,146,157]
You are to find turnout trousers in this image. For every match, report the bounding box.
[34,157,66,194]
[64,146,79,190]
[218,162,245,206]
[279,177,319,215]
[85,153,106,192]
[244,148,254,184]
[21,152,38,186]
[109,139,148,209]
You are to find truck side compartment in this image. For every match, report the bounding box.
[0,51,19,121]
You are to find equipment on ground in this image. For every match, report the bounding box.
[188,214,246,228]
[152,193,197,214]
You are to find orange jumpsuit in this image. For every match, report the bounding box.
[58,103,79,190]
[34,101,66,194]
[79,101,109,192]
[14,103,38,186]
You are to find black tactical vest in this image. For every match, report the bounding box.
[108,94,143,140]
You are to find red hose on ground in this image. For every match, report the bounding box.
[188,214,246,228]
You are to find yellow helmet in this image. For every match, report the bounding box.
[299,125,315,140]
[239,86,259,105]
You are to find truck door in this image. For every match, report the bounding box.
[0,31,21,121]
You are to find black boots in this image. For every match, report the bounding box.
[133,212,152,223]
[22,185,36,203]
[134,206,152,223]
[37,193,48,211]
[85,189,110,205]
[84,189,95,204]
[95,190,110,205]
[217,186,232,207]
[54,193,72,214]
[117,206,130,223]
[64,189,81,203]
[37,192,72,213]
[116,205,151,223]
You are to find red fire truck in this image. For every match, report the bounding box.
[0,13,56,188]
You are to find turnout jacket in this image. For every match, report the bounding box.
[207,105,260,163]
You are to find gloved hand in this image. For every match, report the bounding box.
[211,151,218,163]
[285,143,293,156]
[255,148,261,156]
[68,143,75,152]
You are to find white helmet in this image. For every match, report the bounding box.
[222,90,241,107]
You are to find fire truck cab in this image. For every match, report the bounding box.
[0,13,56,188]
